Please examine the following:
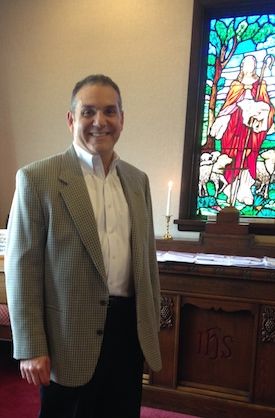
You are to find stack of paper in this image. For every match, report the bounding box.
[229,255,265,268]
[156,251,196,263]
[196,253,231,266]
[264,257,275,268]
[156,250,275,270]
[0,230,7,256]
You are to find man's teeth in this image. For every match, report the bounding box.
[91,132,108,137]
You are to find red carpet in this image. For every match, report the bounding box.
[0,341,198,418]
[141,407,200,418]
[0,341,40,417]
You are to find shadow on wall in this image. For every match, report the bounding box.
[0,65,17,228]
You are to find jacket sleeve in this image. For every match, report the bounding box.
[5,168,49,359]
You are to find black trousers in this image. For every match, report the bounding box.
[39,296,144,418]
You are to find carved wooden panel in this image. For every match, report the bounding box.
[261,306,275,343]
[160,295,174,329]
[178,298,256,396]
[254,304,275,405]
[150,293,180,388]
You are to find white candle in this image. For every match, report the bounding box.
[166,181,173,216]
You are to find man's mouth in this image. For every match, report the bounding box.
[89,132,109,137]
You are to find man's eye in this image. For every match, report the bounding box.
[105,108,117,116]
[82,109,95,117]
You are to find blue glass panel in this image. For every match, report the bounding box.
[258,15,269,26]
[248,16,261,24]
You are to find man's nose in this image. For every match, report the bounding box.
[93,111,106,126]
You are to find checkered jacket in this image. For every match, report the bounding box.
[5,145,161,386]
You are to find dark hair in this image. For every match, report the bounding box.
[70,74,123,113]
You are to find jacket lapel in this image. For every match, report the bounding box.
[58,146,106,281]
[116,162,138,233]
[117,162,145,282]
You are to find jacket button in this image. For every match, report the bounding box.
[96,329,104,336]
[100,300,108,306]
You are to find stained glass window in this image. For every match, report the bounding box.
[197,13,275,218]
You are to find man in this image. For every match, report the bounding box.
[5,74,162,418]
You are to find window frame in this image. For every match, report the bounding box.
[176,0,275,234]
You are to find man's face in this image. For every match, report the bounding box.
[242,56,256,75]
[67,83,124,160]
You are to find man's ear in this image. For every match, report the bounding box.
[67,111,74,133]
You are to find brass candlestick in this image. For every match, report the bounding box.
[163,215,173,240]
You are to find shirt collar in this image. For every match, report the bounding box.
[73,142,120,177]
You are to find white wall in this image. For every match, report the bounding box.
[0,0,194,238]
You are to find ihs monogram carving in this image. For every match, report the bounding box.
[160,296,174,329]
[262,306,275,343]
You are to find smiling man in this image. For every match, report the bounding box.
[5,74,162,418]
[67,78,124,173]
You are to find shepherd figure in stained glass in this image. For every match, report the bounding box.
[210,54,275,205]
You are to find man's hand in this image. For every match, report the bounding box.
[20,356,51,386]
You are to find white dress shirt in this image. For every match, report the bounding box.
[73,143,133,296]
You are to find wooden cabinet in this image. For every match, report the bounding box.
[142,238,275,418]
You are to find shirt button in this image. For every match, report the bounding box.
[96,329,104,336]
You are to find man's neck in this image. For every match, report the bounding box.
[100,152,115,175]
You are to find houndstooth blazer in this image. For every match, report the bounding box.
[5,145,162,386]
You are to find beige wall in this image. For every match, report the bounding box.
[0,0,194,238]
